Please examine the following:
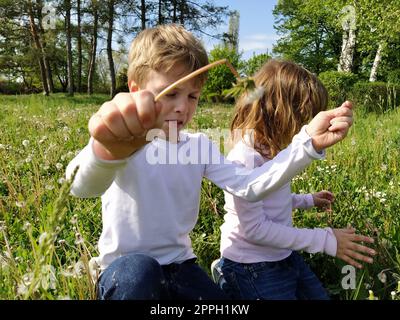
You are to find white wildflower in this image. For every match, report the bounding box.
[377,271,387,283]
[70,214,78,225]
[23,221,31,231]
[45,184,55,191]
[55,163,63,170]
[38,232,49,246]
[40,265,57,290]
[15,201,26,208]
[22,140,30,147]
[89,257,101,281]
[75,232,84,245]
[57,178,66,185]
[74,260,85,277]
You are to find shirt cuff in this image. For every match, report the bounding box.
[88,137,127,168]
[296,126,326,160]
[323,227,338,257]
[305,193,314,208]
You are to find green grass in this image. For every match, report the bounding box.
[0,93,399,299]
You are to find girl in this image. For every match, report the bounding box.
[216,59,376,300]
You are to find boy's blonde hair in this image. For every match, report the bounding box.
[127,24,209,87]
[231,59,328,158]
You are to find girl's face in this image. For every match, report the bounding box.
[141,64,201,139]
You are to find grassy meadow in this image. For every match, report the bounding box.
[0,93,399,300]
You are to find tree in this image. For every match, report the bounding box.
[355,0,400,82]
[27,0,49,95]
[77,0,82,92]
[65,0,74,96]
[223,10,240,53]
[243,53,271,77]
[106,0,116,98]
[338,4,356,72]
[87,0,99,95]
[202,45,242,102]
[273,0,342,73]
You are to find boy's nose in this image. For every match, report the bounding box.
[173,100,188,113]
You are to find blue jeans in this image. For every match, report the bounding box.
[218,252,330,300]
[97,253,228,300]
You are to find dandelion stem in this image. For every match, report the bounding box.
[154,59,241,102]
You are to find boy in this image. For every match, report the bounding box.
[66,24,353,300]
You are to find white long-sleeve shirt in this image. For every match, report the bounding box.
[66,127,324,271]
[220,137,337,264]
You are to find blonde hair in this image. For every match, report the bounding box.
[231,59,328,158]
[127,24,209,87]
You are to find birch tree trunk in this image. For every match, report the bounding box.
[369,42,384,82]
[37,0,54,93]
[338,27,356,72]
[338,5,356,73]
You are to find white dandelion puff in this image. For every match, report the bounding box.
[377,271,387,283]
[55,163,63,170]
[243,86,264,105]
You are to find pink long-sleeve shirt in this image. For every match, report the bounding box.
[220,136,337,263]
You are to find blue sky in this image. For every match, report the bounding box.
[203,0,280,60]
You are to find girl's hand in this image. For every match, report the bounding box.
[333,228,376,269]
[312,190,334,212]
[306,100,353,152]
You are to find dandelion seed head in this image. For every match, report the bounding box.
[38,232,49,246]
[15,201,26,208]
[377,271,387,283]
[243,86,264,105]
[55,163,63,170]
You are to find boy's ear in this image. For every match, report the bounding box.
[128,81,139,93]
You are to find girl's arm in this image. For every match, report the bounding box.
[66,138,127,198]
[225,190,337,256]
[292,193,314,209]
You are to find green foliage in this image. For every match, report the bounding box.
[223,78,257,101]
[318,71,358,108]
[191,181,225,274]
[273,0,343,73]
[242,53,271,77]
[387,69,400,84]
[201,45,242,102]
[350,82,400,113]
[116,67,128,93]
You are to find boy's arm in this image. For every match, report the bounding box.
[205,101,352,202]
[205,126,325,202]
[66,138,127,198]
